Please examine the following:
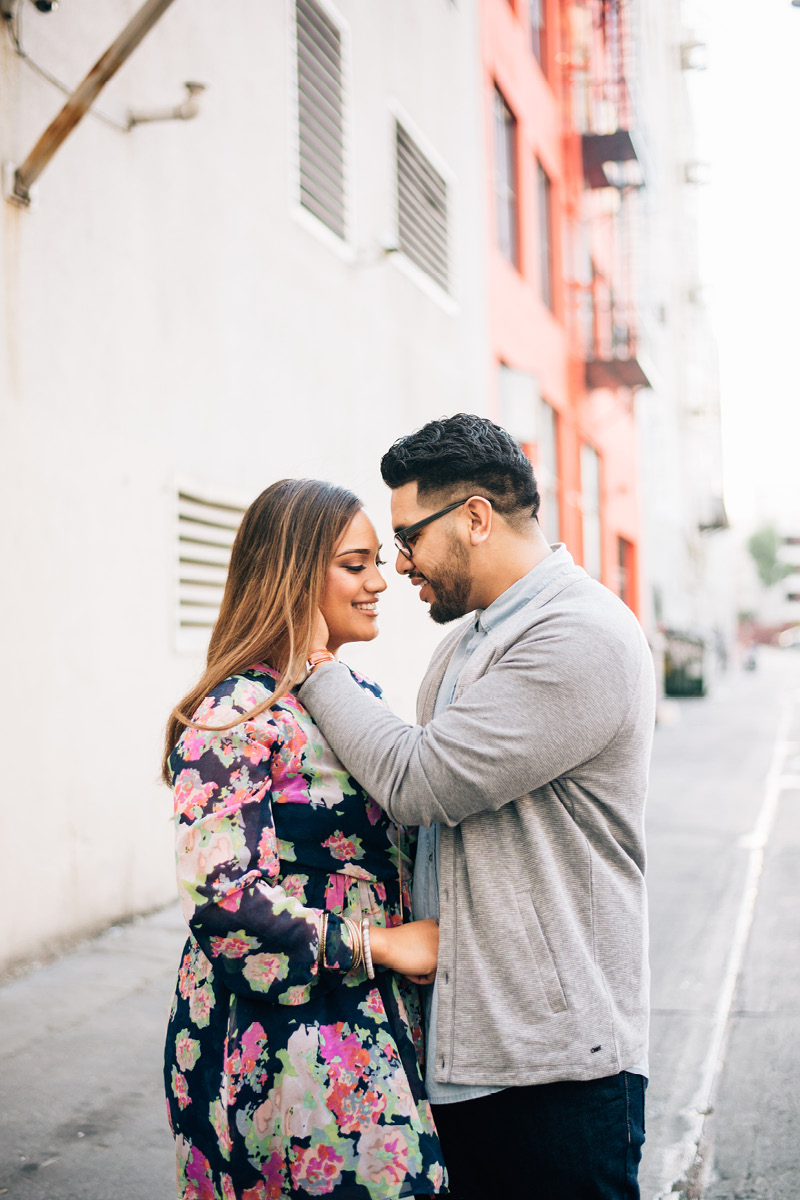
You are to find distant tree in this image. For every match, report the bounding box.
[747,525,794,589]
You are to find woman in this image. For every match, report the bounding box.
[162,479,447,1200]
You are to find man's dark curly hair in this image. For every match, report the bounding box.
[380,413,540,520]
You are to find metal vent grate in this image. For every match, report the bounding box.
[296,0,346,238]
[396,121,449,292]
[176,488,247,650]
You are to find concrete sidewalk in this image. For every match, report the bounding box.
[0,904,186,1200]
[3,654,799,1200]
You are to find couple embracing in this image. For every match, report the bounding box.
[163,413,655,1200]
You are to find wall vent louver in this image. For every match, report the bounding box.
[176,488,247,652]
[395,121,449,292]
[296,0,346,239]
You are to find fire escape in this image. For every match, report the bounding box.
[564,0,650,391]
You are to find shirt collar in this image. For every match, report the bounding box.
[474,544,573,635]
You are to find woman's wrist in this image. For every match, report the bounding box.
[305,649,336,676]
[367,923,388,966]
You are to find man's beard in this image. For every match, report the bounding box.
[426,539,473,624]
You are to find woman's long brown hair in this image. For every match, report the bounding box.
[162,478,361,784]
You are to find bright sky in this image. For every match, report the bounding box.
[687,0,800,528]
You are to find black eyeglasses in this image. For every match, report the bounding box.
[393,498,471,560]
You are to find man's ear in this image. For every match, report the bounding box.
[464,496,493,546]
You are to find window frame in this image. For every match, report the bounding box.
[493,84,520,270]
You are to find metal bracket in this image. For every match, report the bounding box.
[3,160,36,208]
[4,0,179,207]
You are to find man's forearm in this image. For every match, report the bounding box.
[299,663,444,825]
[301,635,636,826]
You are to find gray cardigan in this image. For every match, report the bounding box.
[300,549,655,1087]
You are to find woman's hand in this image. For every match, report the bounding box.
[311,609,330,652]
[368,918,439,985]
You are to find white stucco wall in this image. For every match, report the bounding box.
[0,0,487,970]
[633,0,734,666]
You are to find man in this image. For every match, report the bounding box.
[300,414,655,1199]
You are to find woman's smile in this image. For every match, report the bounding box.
[320,509,387,653]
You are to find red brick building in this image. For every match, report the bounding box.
[482,0,648,616]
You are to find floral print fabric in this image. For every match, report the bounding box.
[164,665,446,1200]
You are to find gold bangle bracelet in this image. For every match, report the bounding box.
[318,912,328,969]
[343,916,364,974]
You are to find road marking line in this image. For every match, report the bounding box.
[656,700,795,1199]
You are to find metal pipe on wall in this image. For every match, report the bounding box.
[8,0,179,205]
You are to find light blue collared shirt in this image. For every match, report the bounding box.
[413,559,561,1104]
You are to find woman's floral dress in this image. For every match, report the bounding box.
[164,664,447,1200]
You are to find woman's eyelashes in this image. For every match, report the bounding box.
[342,556,385,573]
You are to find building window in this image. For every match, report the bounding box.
[396,121,449,292]
[295,0,346,239]
[537,398,560,543]
[493,86,519,268]
[581,444,602,580]
[530,0,548,74]
[176,487,248,652]
[537,159,554,311]
[497,365,560,542]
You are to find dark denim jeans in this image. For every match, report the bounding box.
[431,1071,646,1199]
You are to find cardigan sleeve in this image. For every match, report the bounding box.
[171,682,359,1005]
[299,619,646,828]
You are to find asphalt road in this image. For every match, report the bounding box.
[1,647,798,1199]
[640,646,800,1200]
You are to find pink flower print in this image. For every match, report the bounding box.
[239,1022,268,1076]
[322,831,364,863]
[242,735,271,766]
[192,695,218,723]
[281,873,308,900]
[184,1144,216,1200]
[365,797,383,825]
[319,1024,370,1082]
[327,1082,386,1134]
[428,1162,446,1190]
[218,888,244,913]
[279,982,313,1005]
[242,952,289,992]
[175,1030,201,1072]
[174,769,219,818]
[209,933,260,959]
[171,1066,192,1110]
[188,984,215,1027]
[178,952,194,999]
[209,1098,233,1158]
[356,1124,411,1189]
[193,948,213,982]
[261,1150,286,1200]
[241,1181,267,1200]
[221,1175,238,1200]
[290,1143,345,1196]
[360,988,384,1018]
[274,774,312,805]
[181,728,209,761]
[373,881,387,902]
[257,824,279,873]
